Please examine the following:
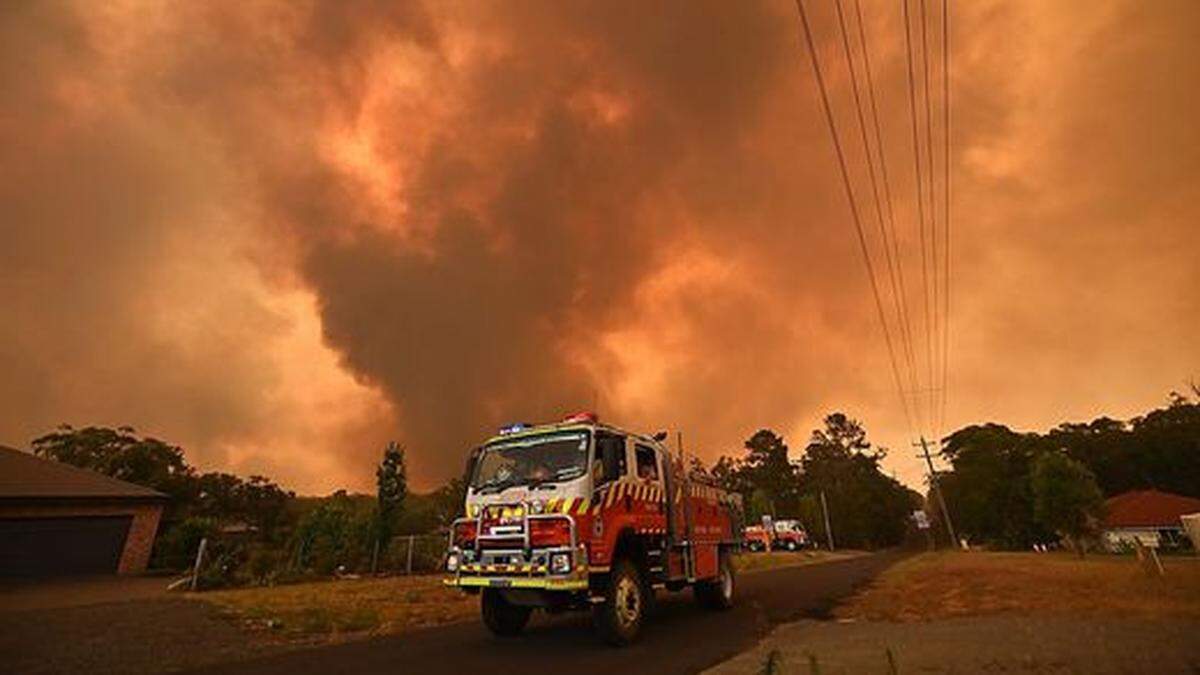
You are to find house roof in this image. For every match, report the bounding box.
[1103,489,1200,529]
[0,445,167,501]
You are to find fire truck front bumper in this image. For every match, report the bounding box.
[443,550,591,592]
[444,574,589,591]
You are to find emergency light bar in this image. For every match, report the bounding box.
[561,411,598,424]
[498,422,530,435]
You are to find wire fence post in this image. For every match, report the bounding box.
[370,537,380,575]
[406,535,415,575]
[190,537,208,592]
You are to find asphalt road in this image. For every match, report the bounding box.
[192,552,902,675]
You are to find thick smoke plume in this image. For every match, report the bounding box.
[2,1,1196,491]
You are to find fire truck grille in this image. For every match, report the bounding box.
[478,536,524,549]
[460,562,548,575]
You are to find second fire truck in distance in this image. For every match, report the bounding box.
[444,413,744,645]
[744,518,809,551]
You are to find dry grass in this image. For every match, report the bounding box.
[733,550,859,574]
[838,551,1200,622]
[199,575,477,642]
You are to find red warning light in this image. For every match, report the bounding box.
[562,411,598,424]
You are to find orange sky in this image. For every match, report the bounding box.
[2,0,1197,494]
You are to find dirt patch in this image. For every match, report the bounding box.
[838,551,1200,622]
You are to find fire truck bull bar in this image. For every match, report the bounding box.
[444,511,590,592]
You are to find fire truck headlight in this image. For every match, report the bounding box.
[446,553,459,572]
[529,500,545,515]
[550,552,571,574]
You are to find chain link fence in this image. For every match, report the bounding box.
[186,531,449,590]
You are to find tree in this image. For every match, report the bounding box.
[32,425,197,515]
[741,429,801,516]
[375,442,408,551]
[939,424,1051,548]
[294,490,373,574]
[430,476,467,528]
[1032,451,1105,555]
[799,413,917,549]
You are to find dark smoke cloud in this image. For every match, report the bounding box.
[2,0,1196,492]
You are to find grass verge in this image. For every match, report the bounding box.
[200,550,864,643]
[837,551,1200,622]
[733,549,861,574]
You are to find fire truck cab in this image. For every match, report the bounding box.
[444,413,743,645]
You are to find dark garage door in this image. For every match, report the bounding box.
[0,516,132,577]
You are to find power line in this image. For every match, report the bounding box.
[851,0,922,425]
[919,0,940,441]
[831,0,919,432]
[793,0,915,439]
[902,0,935,438]
[939,0,952,438]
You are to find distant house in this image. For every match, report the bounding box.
[0,446,167,577]
[1101,489,1200,552]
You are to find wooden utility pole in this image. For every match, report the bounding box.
[820,490,835,551]
[917,436,958,547]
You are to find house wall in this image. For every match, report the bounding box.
[0,502,164,573]
[1102,526,1187,552]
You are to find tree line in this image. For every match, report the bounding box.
[30,425,461,585]
[933,388,1200,551]
[697,413,922,550]
[29,386,1196,582]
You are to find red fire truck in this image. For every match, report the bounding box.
[444,413,744,645]
[743,518,809,552]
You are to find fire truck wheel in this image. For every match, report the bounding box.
[694,550,735,610]
[786,540,797,551]
[594,558,645,646]
[481,589,532,637]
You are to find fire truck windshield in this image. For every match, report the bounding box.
[472,431,590,493]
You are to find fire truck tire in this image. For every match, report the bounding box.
[481,589,532,637]
[694,550,735,610]
[785,540,797,551]
[593,558,645,646]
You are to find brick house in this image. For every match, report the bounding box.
[0,445,167,576]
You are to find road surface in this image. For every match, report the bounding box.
[192,552,902,675]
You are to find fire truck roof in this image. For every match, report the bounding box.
[485,414,663,449]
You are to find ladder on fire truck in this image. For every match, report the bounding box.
[665,431,696,581]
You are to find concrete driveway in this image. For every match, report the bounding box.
[0,574,174,611]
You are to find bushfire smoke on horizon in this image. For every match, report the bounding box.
[2,0,1197,493]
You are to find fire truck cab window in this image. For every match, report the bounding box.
[594,433,627,485]
[635,444,659,481]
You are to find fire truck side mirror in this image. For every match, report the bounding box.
[464,446,482,487]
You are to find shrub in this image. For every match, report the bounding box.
[153,516,219,570]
